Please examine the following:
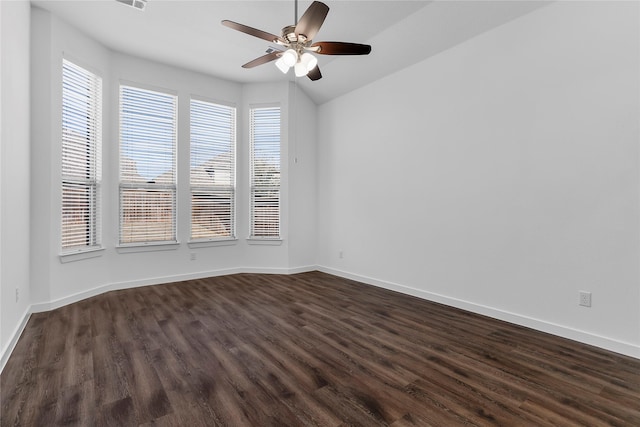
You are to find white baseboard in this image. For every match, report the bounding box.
[0,307,31,374]
[242,265,317,275]
[317,265,640,360]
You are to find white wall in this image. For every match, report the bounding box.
[31,8,112,306]
[288,82,317,269]
[317,1,640,357]
[1,0,31,366]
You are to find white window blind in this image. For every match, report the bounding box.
[190,99,236,241]
[119,85,177,245]
[250,106,281,238]
[61,59,102,253]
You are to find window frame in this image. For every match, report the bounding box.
[118,83,178,248]
[189,96,237,244]
[60,58,103,258]
[248,104,282,242]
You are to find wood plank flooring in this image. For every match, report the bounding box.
[1,271,639,426]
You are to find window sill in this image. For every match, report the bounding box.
[59,246,105,263]
[247,238,283,246]
[116,242,180,254]
[188,238,238,248]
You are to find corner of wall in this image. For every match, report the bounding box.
[1,0,33,374]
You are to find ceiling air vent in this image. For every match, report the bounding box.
[115,0,147,11]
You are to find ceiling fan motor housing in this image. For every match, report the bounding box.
[282,25,299,43]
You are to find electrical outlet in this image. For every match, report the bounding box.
[15,288,19,302]
[190,253,197,261]
[339,250,343,259]
[579,291,592,307]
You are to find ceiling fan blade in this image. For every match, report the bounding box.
[242,51,280,69]
[222,20,283,43]
[307,65,322,81]
[312,41,372,55]
[295,1,329,40]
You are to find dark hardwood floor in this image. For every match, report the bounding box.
[1,271,639,426]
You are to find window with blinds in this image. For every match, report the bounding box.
[190,99,236,241]
[250,106,281,238]
[61,59,102,253]
[119,85,177,245]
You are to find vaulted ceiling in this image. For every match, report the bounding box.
[32,0,549,104]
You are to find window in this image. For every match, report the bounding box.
[249,106,281,238]
[119,85,177,245]
[190,98,236,241]
[61,59,102,253]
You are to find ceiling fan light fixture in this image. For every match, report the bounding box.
[275,57,290,74]
[222,1,372,81]
[282,49,298,67]
[294,62,308,77]
[300,52,318,72]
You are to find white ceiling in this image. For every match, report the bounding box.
[32,0,549,104]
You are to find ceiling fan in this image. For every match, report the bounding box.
[222,0,372,81]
